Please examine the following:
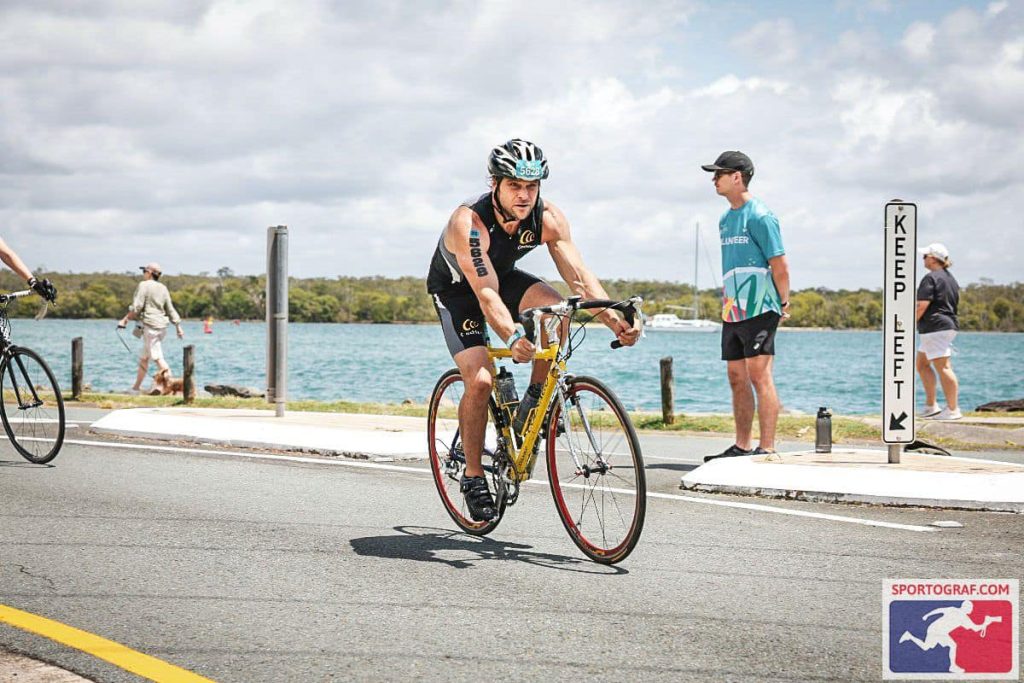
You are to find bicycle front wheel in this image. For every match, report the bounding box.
[0,347,66,464]
[546,375,645,564]
[427,368,503,536]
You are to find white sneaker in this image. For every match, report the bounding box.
[127,388,141,395]
[920,404,941,418]
[933,408,962,421]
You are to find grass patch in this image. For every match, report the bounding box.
[68,392,1023,451]
[631,413,881,443]
[70,392,880,442]
[72,392,431,417]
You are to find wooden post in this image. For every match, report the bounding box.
[183,345,195,403]
[660,356,674,425]
[71,337,83,400]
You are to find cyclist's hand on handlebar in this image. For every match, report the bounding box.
[511,336,535,363]
[611,317,640,347]
[28,277,57,303]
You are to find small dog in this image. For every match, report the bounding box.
[151,368,185,396]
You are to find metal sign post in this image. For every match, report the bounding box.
[882,201,917,462]
[266,226,288,418]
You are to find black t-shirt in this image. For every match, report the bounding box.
[426,192,545,294]
[916,268,959,334]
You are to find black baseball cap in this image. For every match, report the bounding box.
[701,151,754,177]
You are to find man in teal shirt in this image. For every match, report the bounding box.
[701,151,791,461]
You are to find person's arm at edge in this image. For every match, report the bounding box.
[768,254,790,320]
[0,237,35,283]
[164,288,184,338]
[447,208,532,361]
[542,201,639,345]
[915,273,934,323]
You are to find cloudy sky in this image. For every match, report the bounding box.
[1,0,1021,289]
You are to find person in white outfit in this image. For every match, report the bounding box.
[117,263,184,394]
[915,243,961,420]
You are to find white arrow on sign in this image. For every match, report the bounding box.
[883,201,917,444]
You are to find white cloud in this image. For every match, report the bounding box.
[731,19,801,67]
[901,21,935,60]
[0,0,1021,291]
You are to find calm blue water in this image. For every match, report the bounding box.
[9,318,1022,415]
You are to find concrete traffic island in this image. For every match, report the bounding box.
[91,408,428,460]
[681,448,1024,513]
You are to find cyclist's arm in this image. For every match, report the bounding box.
[0,237,35,283]
[542,202,627,331]
[446,208,519,345]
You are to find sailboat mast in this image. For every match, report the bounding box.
[693,221,700,321]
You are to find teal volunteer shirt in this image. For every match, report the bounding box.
[719,197,785,322]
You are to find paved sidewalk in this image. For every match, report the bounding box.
[682,448,1024,513]
[89,408,1024,512]
[91,408,427,460]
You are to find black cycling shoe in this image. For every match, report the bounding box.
[460,475,497,522]
[703,444,753,463]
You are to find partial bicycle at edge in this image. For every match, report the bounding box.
[0,289,66,464]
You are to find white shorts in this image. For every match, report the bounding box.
[141,327,167,362]
[918,330,956,360]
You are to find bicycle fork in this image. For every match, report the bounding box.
[555,384,610,478]
[6,351,43,410]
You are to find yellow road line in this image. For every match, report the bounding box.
[0,603,215,682]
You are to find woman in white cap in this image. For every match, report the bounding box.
[915,243,960,420]
[117,262,184,394]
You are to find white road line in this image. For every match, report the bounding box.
[535,481,937,532]
[59,437,938,532]
[646,490,937,532]
[62,438,427,474]
[643,453,701,463]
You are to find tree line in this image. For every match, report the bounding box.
[3,269,1021,332]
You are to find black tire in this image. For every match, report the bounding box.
[0,346,66,464]
[426,368,505,536]
[545,375,646,564]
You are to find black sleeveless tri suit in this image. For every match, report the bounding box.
[427,192,546,356]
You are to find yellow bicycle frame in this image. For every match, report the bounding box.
[486,341,563,482]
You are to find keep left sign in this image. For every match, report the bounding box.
[883,201,917,444]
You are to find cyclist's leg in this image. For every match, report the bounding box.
[431,291,491,477]
[453,346,492,478]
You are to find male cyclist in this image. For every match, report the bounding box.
[0,238,57,302]
[427,139,640,522]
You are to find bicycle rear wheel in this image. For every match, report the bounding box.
[546,375,645,564]
[0,346,66,464]
[427,368,504,536]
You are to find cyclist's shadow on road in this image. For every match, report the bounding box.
[350,526,627,574]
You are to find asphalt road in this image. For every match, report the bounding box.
[2,419,1022,682]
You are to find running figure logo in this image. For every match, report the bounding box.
[883,579,1018,680]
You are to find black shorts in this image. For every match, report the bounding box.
[431,269,544,357]
[721,312,781,361]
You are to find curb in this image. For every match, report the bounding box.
[89,409,428,461]
[679,482,1024,514]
